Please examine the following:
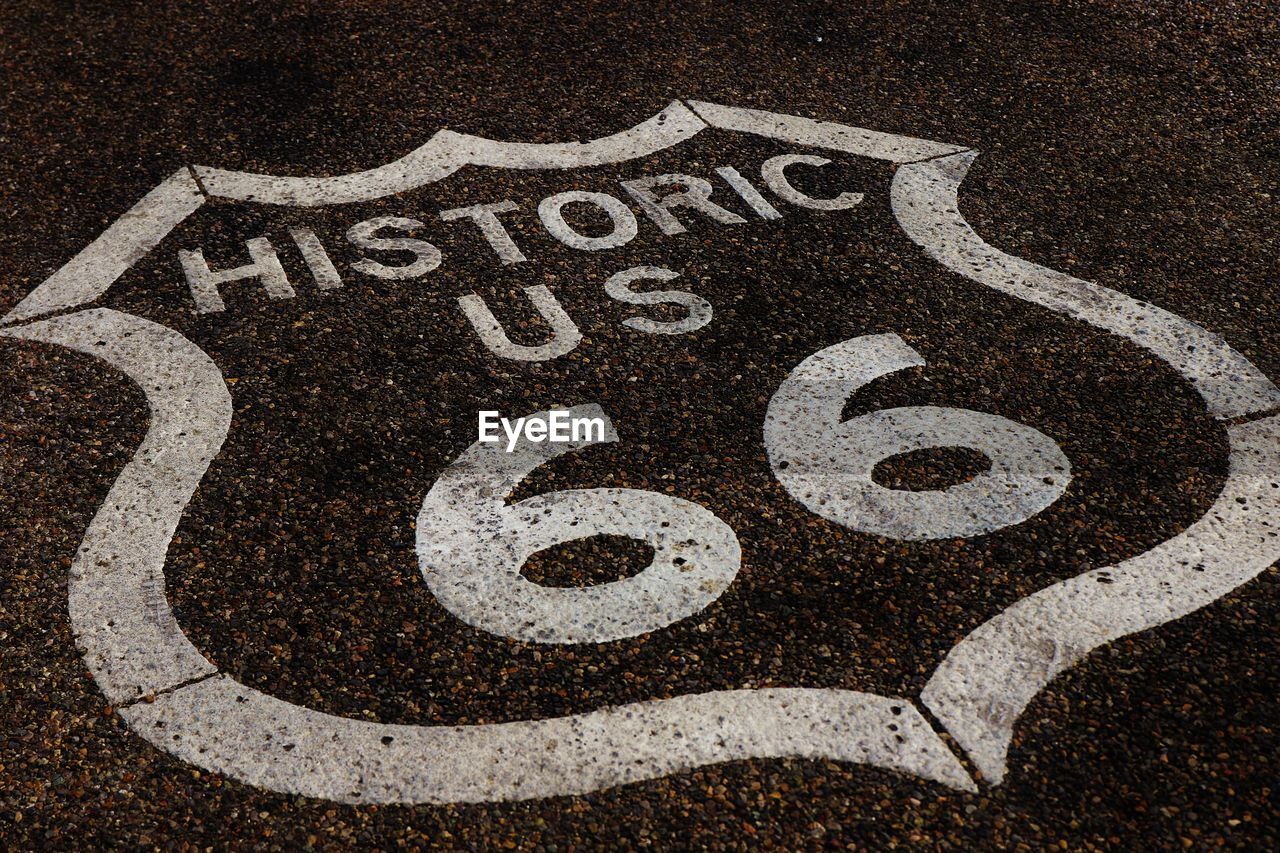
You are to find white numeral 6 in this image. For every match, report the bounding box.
[766,334,1071,540]
[416,404,741,643]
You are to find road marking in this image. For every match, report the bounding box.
[767,334,1070,540]
[440,200,528,264]
[445,100,705,170]
[190,100,705,207]
[921,414,1280,782]
[0,308,226,702]
[2,170,205,325]
[760,153,864,211]
[418,403,740,643]
[0,99,960,327]
[456,284,582,361]
[179,236,295,314]
[172,154,866,319]
[287,227,344,291]
[685,100,969,163]
[890,151,1280,781]
[4,100,1278,803]
[603,265,713,335]
[123,678,973,804]
[620,173,748,235]
[345,216,443,280]
[2,307,972,802]
[538,190,640,251]
[891,152,1280,420]
[713,165,783,220]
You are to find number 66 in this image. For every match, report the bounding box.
[418,334,1070,643]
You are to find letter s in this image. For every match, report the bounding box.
[604,265,713,335]
[346,216,442,280]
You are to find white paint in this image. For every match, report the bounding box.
[922,415,1280,782]
[761,153,864,211]
[457,285,582,361]
[2,307,973,802]
[620,174,747,235]
[345,216,442,280]
[446,100,705,171]
[0,309,227,701]
[3,169,205,325]
[538,191,639,251]
[604,265,713,335]
[187,101,705,208]
[767,334,1070,539]
[179,237,294,315]
[890,152,1280,420]
[288,227,343,290]
[440,200,527,264]
[123,678,974,803]
[891,150,1280,782]
[418,404,741,643]
[686,100,970,163]
[2,100,951,324]
[7,100,1279,803]
[193,134,464,207]
[1,100,960,324]
[715,165,783,220]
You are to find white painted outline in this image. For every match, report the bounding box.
[889,153,1280,781]
[0,309,970,801]
[2,99,1278,802]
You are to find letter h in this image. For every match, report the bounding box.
[179,237,294,314]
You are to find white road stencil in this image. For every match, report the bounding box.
[417,403,741,644]
[766,333,1071,540]
[4,100,1279,806]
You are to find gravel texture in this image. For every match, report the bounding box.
[1,1,1277,848]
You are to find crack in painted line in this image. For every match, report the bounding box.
[1222,405,1280,427]
[119,671,220,708]
[185,163,213,200]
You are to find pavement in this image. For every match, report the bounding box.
[1,1,1278,848]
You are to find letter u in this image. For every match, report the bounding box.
[456,285,582,361]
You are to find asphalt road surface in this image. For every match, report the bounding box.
[2,1,1279,848]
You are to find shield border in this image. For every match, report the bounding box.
[2,99,1278,801]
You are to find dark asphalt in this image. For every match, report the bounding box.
[2,1,1278,848]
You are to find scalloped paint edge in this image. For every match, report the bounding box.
[2,99,964,326]
[1,307,975,802]
[890,153,1280,782]
[1,99,1277,802]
